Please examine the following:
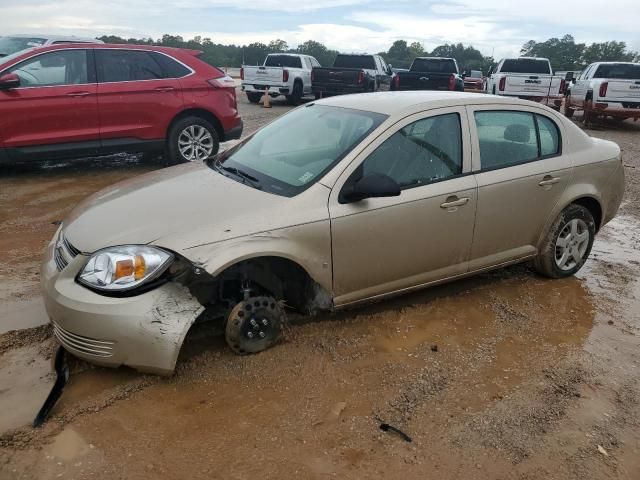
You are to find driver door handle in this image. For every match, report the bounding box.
[155,86,175,92]
[440,196,469,209]
[539,175,561,186]
[66,91,91,97]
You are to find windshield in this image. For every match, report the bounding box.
[501,59,551,74]
[410,58,457,73]
[265,55,302,68]
[210,105,387,196]
[0,37,46,57]
[594,63,640,80]
[333,55,375,70]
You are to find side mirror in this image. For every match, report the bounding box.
[462,72,467,78]
[571,78,576,84]
[340,173,401,203]
[0,73,20,90]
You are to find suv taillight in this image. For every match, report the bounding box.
[208,76,235,89]
[283,69,289,82]
[560,79,566,95]
[499,76,506,92]
[599,82,608,98]
[240,67,244,80]
[448,74,456,91]
[357,71,365,84]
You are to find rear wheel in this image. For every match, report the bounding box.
[287,81,303,105]
[492,85,496,95]
[225,296,284,355]
[564,95,575,119]
[582,98,594,126]
[167,116,219,165]
[532,204,595,279]
[247,92,262,104]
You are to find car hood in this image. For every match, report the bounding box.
[63,162,329,254]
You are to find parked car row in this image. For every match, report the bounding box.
[0,43,242,165]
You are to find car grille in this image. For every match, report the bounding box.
[53,322,114,358]
[54,232,80,272]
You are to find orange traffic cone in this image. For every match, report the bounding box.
[262,87,272,108]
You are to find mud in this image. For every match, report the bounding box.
[1,98,640,479]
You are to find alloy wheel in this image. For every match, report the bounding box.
[178,125,214,161]
[554,218,590,271]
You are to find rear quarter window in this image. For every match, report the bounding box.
[151,52,191,78]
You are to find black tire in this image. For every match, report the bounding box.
[225,296,284,355]
[286,81,303,105]
[492,85,496,95]
[564,96,575,119]
[167,116,219,165]
[532,204,596,279]
[582,96,594,126]
[247,92,262,104]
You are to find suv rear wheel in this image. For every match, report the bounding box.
[247,92,262,104]
[168,116,219,165]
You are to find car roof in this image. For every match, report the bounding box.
[4,33,102,43]
[316,91,532,116]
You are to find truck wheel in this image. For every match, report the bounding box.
[582,99,593,126]
[532,204,595,279]
[247,92,262,104]
[167,116,219,165]
[492,85,496,95]
[564,96,575,119]
[225,296,284,355]
[287,82,303,106]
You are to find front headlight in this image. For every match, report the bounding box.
[77,245,173,292]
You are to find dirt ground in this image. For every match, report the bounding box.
[1,93,640,480]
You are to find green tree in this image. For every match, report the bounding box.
[520,35,585,70]
[296,40,338,66]
[267,39,288,53]
[582,41,638,65]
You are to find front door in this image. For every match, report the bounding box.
[0,48,99,160]
[329,107,477,306]
[467,106,572,270]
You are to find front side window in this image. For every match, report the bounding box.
[355,113,463,190]
[475,111,561,170]
[7,50,88,87]
[211,105,387,196]
[96,50,164,82]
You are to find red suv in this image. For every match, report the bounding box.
[0,44,242,164]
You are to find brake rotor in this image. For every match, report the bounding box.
[225,296,284,355]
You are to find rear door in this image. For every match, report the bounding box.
[0,48,99,160]
[468,106,571,269]
[95,48,184,147]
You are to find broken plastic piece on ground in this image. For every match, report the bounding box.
[33,346,70,428]
[379,423,412,442]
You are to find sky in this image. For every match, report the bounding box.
[1,0,639,59]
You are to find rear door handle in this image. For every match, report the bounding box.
[66,91,91,97]
[155,86,175,92]
[440,196,470,209]
[539,175,561,186]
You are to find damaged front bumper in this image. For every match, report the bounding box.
[41,239,204,375]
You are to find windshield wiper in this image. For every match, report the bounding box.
[214,159,261,189]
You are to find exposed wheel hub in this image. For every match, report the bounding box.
[226,296,284,355]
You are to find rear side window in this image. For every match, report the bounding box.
[360,113,463,189]
[475,111,561,170]
[265,55,302,68]
[96,50,164,82]
[7,49,88,86]
[151,52,191,78]
[333,55,375,70]
[501,59,551,74]
[594,63,640,80]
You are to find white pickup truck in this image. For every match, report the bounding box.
[486,57,565,110]
[565,62,640,123]
[241,53,320,105]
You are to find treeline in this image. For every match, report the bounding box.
[521,35,638,70]
[98,34,638,74]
